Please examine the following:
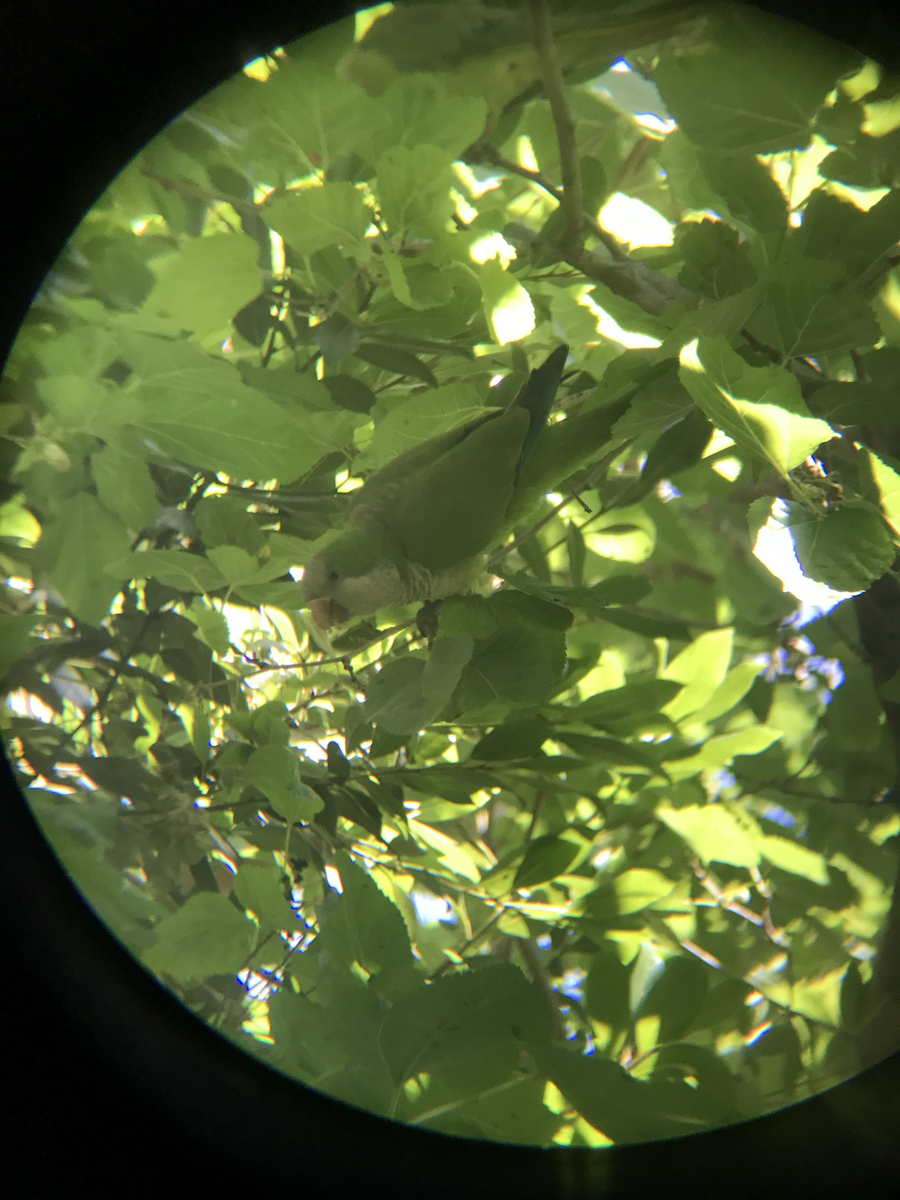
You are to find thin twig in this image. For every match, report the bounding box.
[141,167,261,215]
[71,612,159,736]
[468,142,625,260]
[520,938,569,1041]
[427,908,505,981]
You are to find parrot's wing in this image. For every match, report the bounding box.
[390,406,531,571]
[341,1,717,105]
[512,343,568,477]
[504,393,633,532]
[348,412,498,526]
[504,360,677,531]
[352,4,523,74]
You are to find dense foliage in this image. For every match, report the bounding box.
[2,0,900,1146]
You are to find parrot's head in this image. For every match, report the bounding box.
[301,525,408,629]
[336,46,396,97]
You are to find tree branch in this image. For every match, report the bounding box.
[529,0,584,257]
[141,167,261,215]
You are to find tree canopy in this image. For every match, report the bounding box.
[2,0,900,1146]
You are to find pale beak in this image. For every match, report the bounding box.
[309,597,351,629]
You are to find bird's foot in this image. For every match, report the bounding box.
[416,599,443,645]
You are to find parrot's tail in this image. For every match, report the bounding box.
[513,343,569,477]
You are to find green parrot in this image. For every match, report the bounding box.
[338,0,717,114]
[302,344,569,628]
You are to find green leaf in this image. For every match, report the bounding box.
[844,189,900,281]
[611,371,695,442]
[859,449,900,539]
[505,572,651,614]
[438,593,501,640]
[654,7,859,156]
[378,962,552,1089]
[376,143,456,238]
[29,793,166,953]
[551,731,668,778]
[471,716,550,762]
[120,336,356,484]
[585,868,679,922]
[34,493,132,625]
[232,859,301,934]
[696,153,788,236]
[0,613,42,679]
[812,381,900,428]
[479,257,535,346]
[397,765,497,804]
[90,444,159,531]
[143,891,256,983]
[661,627,734,721]
[629,408,714,502]
[651,1043,741,1113]
[656,800,762,868]
[363,640,472,738]
[422,635,475,718]
[458,620,567,710]
[376,73,487,160]
[678,337,834,480]
[569,680,684,727]
[565,521,586,588]
[687,661,763,726]
[355,382,483,472]
[512,834,581,890]
[839,961,868,1033]
[666,725,782,780]
[598,608,693,641]
[143,233,263,340]
[637,954,710,1044]
[587,280,669,342]
[422,1076,561,1145]
[759,834,829,884]
[662,285,767,359]
[315,851,416,992]
[585,945,633,1029]
[105,549,226,593]
[313,312,360,362]
[243,745,323,825]
[818,129,900,190]
[232,580,306,610]
[263,182,370,257]
[784,505,896,593]
[194,493,265,553]
[746,259,879,360]
[533,1043,713,1142]
[321,373,378,413]
[189,19,363,180]
[206,545,267,587]
[354,341,438,386]
[613,868,679,915]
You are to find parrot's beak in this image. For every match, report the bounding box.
[309,597,351,629]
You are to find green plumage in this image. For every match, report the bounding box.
[339,1,717,113]
[302,345,568,626]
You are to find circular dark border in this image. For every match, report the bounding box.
[2,2,900,1195]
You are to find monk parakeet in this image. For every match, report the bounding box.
[302,344,569,628]
[339,0,716,113]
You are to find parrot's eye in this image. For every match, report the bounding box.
[327,568,341,584]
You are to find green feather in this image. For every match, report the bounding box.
[339,1,717,111]
[302,345,570,621]
[512,342,568,478]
